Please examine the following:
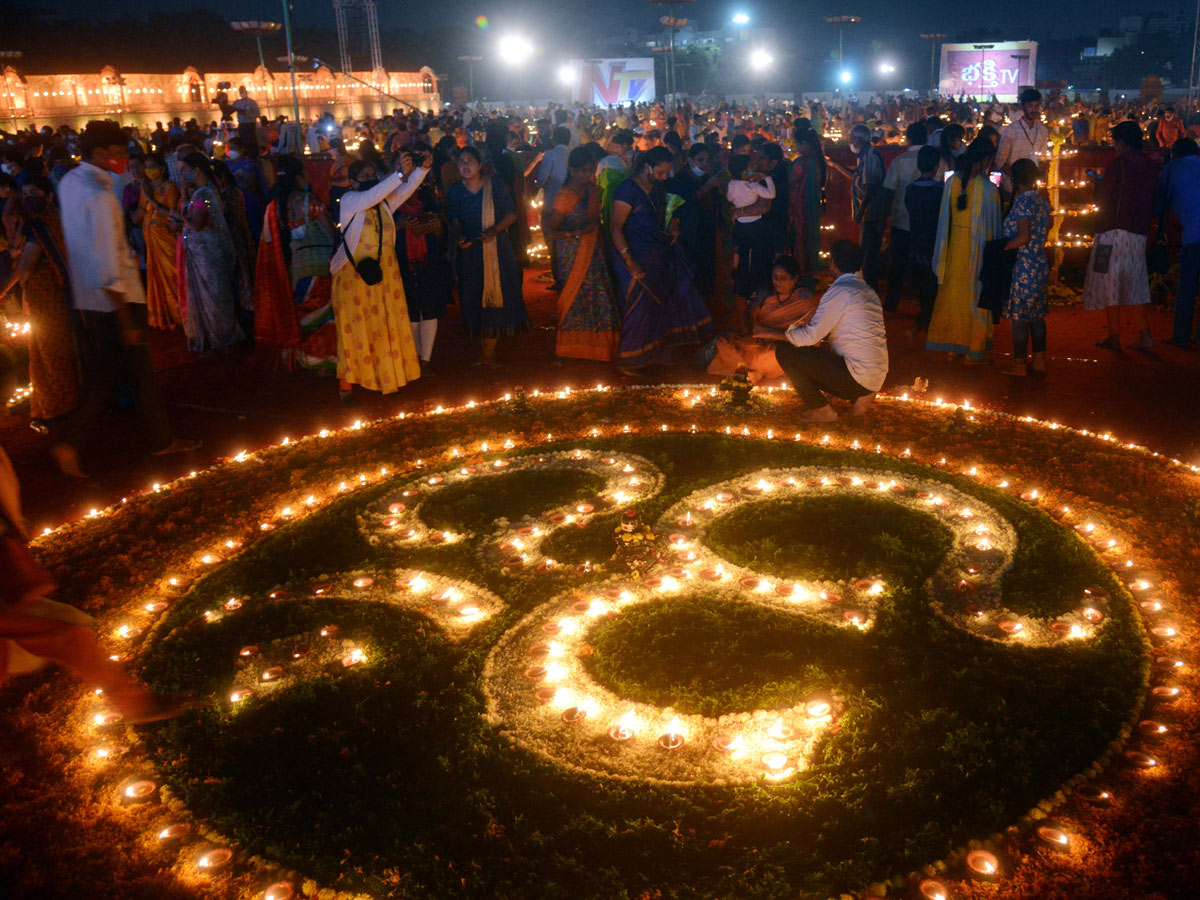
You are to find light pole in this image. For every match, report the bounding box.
[280,0,302,128]
[649,0,695,112]
[823,15,861,73]
[230,21,281,116]
[457,56,482,102]
[921,33,947,95]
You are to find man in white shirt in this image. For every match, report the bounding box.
[53,121,199,477]
[995,88,1048,192]
[231,86,261,157]
[773,240,889,422]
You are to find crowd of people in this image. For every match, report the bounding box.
[1,86,1199,471]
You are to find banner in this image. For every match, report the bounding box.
[566,58,655,107]
[939,42,1037,102]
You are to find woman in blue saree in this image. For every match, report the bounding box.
[609,146,712,373]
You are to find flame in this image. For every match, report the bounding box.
[665,715,685,738]
[618,709,640,734]
[768,717,792,740]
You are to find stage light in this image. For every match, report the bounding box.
[498,34,534,65]
[879,62,896,75]
[732,13,750,25]
[557,64,574,85]
[840,69,852,84]
[750,48,773,70]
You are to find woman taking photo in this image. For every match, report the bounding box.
[177,153,245,352]
[393,147,451,372]
[137,152,181,329]
[329,155,432,400]
[610,146,712,374]
[1001,158,1051,376]
[446,146,528,368]
[925,137,1001,364]
[544,146,621,363]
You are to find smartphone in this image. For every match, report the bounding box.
[1086,169,1099,179]
[989,171,1002,187]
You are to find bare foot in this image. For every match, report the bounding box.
[151,438,202,457]
[799,404,838,422]
[50,443,88,479]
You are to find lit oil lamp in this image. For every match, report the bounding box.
[197,848,234,871]
[805,697,832,717]
[123,780,157,802]
[93,712,122,727]
[818,591,842,604]
[658,716,686,750]
[290,645,310,660]
[1155,657,1185,670]
[1035,825,1070,850]
[263,882,296,900]
[998,620,1024,636]
[320,625,339,638]
[1081,607,1105,624]
[918,877,950,900]
[352,577,374,588]
[157,822,192,842]
[1140,600,1164,614]
[230,689,254,704]
[143,600,168,613]
[1151,625,1178,639]
[1124,750,1158,769]
[965,849,1000,879]
[767,717,794,740]
[843,609,866,626]
[1020,489,1040,503]
[427,475,444,485]
[224,598,243,612]
[561,705,588,725]
[1138,720,1168,738]
[739,576,760,591]
[608,710,639,742]
[775,583,796,598]
[575,503,594,514]
[761,751,788,771]
[341,648,367,667]
[711,733,743,753]
[1074,784,1113,805]
[534,687,556,703]
[1152,685,1181,700]
[261,667,284,682]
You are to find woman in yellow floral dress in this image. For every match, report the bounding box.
[328,155,432,401]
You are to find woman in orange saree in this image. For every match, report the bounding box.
[545,148,620,362]
[252,157,338,371]
[706,255,817,383]
[137,153,181,329]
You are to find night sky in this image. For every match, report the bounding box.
[31,0,1185,41]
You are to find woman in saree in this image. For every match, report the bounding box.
[609,146,712,374]
[224,136,265,243]
[788,130,826,281]
[0,177,78,425]
[252,155,338,372]
[545,147,620,362]
[136,152,181,329]
[706,254,817,383]
[211,160,256,314]
[446,146,528,367]
[925,137,1001,364]
[393,147,451,371]
[176,153,245,352]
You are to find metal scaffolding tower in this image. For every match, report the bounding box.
[332,0,382,75]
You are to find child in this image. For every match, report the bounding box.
[726,153,776,329]
[903,145,945,337]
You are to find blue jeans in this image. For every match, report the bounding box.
[1172,242,1200,344]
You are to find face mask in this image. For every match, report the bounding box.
[145,167,163,179]
[227,150,240,160]
[691,165,705,177]
[24,198,47,216]
[105,155,128,175]
[183,170,196,183]
[0,164,11,175]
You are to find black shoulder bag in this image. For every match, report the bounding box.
[340,205,384,286]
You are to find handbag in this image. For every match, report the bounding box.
[978,238,1017,322]
[340,205,384,286]
[289,194,334,280]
